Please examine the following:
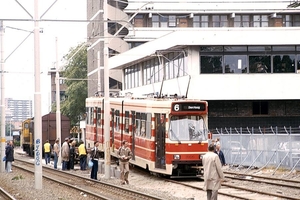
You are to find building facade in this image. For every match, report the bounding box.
[86,0,300,133]
[5,98,32,123]
[48,68,67,106]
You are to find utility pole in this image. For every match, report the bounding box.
[0,20,6,173]
[34,0,42,189]
[55,37,62,166]
[103,0,111,179]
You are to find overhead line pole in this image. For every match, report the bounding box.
[103,0,111,179]
[0,21,6,173]
[55,37,62,166]
[33,0,42,189]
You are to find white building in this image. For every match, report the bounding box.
[87,0,300,133]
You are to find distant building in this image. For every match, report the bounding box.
[5,98,32,122]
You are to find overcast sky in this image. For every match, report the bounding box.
[0,0,87,115]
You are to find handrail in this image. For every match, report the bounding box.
[214,126,300,135]
[234,127,240,134]
[270,126,275,134]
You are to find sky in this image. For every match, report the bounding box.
[0,0,87,115]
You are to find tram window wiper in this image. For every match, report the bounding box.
[169,125,181,144]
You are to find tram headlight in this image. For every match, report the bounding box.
[199,155,203,160]
[173,154,180,160]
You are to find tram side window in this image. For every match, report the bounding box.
[135,112,141,136]
[146,113,152,139]
[97,107,101,126]
[131,111,136,134]
[87,107,93,125]
[115,110,120,132]
[125,111,129,134]
[141,113,146,137]
[91,107,95,125]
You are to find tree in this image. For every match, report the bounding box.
[52,43,87,126]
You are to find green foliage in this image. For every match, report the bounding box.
[56,43,88,126]
[12,175,24,180]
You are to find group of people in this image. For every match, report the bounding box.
[42,138,133,184]
[43,138,86,171]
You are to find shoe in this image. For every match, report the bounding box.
[125,180,129,184]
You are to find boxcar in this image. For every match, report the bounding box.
[21,113,71,156]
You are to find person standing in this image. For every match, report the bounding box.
[215,144,226,166]
[61,138,70,170]
[5,142,9,170]
[203,144,224,200]
[5,140,14,173]
[117,140,132,184]
[53,139,60,169]
[44,140,51,165]
[78,140,87,170]
[69,140,77,170]
[90,141,101,180]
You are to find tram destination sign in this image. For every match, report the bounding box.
[172,102,206,112]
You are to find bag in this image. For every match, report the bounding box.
[88,159,93,168]
[2,156,6,161]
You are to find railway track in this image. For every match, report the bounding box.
[0,187,16,200]
[13,158,164,200]
[223,171,300,200]
[162,170,300,200]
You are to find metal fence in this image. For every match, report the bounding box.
[213,126,300,174]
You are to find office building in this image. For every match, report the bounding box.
[86,0,300,132]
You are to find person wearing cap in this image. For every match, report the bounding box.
[203,144,224,200]
[61,138,70,170]
[117,140,132,185]
[90,141,101,180]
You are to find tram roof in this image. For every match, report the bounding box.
[86,96,207,108]
[109,27,300,70]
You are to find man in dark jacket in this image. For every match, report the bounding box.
[5,140,14,173]
[215,144,226,166]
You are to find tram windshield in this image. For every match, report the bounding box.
[169,116,208,142]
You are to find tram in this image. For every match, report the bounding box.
[85,95,210,177]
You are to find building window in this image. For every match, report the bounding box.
[134,14,145,27]
[160,15,168,27]
[253,101,268,115]
[293,15,300,26]
[200,56,223,73]
[192,15,209,27]
[253,15,269,27]
[212,15,228,27]
[234,15,250,27]
[249,56,271,73]
[169,15,176,27]
[224,55,247,73]
[273,55,295,73]
[152,15,159,27]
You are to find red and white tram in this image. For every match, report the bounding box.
[85,96,210,177]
